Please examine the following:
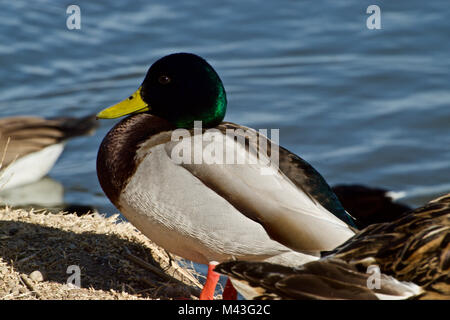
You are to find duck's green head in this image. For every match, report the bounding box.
[97,53,227,128]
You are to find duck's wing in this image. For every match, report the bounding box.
[162,122,355,252]
[0,115,97,167]
[217,193,450,300]
[277,145,356,227]
[216,258,422,300]
[326,193,450,298]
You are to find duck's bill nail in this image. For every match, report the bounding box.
[96,86,150,119]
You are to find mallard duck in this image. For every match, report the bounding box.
[0,114,97,190]
[96,53,357,299]
[217,193,450,299]
[332,184,411,229]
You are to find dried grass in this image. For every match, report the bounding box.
[0,208,205,300]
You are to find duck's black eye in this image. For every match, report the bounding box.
[158,75,171,85]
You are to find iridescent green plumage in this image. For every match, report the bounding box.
[140,53,227,129]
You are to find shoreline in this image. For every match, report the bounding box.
[0,207,205,300]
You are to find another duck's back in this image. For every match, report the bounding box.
[0,115,97,167]
[328,193,450,298]
[332,184,411,229]
[0,114,97,189]
[217,193,450,300]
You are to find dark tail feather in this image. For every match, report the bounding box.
[50,114,99,140]
[332,184,411,229]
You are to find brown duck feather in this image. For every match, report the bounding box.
[0,114,97,168]
[217,193,450,299]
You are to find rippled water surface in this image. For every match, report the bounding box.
[1,0,449,215]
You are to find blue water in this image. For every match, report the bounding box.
[0,0,449,254]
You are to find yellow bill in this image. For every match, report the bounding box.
[96,86,150,119]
